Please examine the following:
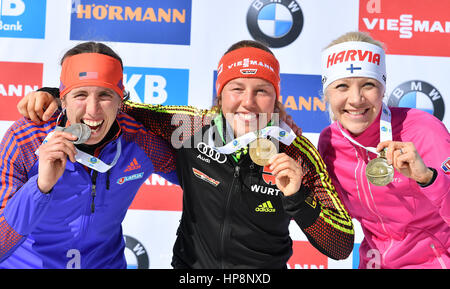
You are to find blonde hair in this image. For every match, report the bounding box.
[323,31,385,121]
[324,31,384,50]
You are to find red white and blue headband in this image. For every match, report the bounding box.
[321,41,386,92]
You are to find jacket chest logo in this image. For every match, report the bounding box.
[196,142,227,164]
[255,201,276,213]
[192,168,220,187]
[251,166,281,196]
[117,172,144,184]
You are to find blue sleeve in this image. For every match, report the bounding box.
[0,122,52,261]
[3,175,53,236]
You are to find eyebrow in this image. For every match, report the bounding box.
[228,80,272,87]
[71,88,115,94]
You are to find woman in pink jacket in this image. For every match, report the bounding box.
[318,32,449,269]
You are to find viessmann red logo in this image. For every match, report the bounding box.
[0,61,43,121]
[359,0,450,57]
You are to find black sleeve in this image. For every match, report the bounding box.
[37,87,60,99]
[280,185,321,228]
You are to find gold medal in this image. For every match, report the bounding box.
[365,150,394,186]
[249,138,277,166]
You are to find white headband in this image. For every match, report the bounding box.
[321,41,386,92]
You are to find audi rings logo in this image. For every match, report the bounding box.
[388,80,445,121]
[197,142,227,164]
[247,0,304,48]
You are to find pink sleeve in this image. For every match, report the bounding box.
[405,110,450,225]
[421,169,450,225]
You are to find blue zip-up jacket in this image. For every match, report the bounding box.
[0,112,177,268]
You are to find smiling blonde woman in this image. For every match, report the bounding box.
[318,31,450,269]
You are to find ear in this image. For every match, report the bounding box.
[60,97,67,110]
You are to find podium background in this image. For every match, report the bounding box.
[0,0,448,269]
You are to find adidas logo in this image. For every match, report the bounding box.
[255,201,276,213]
[124,158,141,172]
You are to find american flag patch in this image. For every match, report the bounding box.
[79,71,98,80]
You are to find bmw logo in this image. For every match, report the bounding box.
[124,235,150,269]
[247,0,304,48]
[388,80,445,121]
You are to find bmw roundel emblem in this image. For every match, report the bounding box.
[124,235,150,269]
[247,0,304,48]
[388,80,445,121]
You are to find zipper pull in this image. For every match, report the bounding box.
[91,171,98,213]
[91,184,96,213]
[234,166,240,177]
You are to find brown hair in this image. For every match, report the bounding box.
[212,40,285,119]
[60,42,123,69]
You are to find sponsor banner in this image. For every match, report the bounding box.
[0,0,46,39]
[0,61,42,121]
[359,0,450,57]
[212,72,329,134]
[129,174,183,211]
[124,235,150,269]
[279,73,329,133]
[70,0,192,45]
[287,240,328,269]
[247,0,304,48]
[124,66,189,105]
[352,243,361,269]
[122,210,181,268]
[387,80,445,121]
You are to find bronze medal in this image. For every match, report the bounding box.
[249,138,277,167]
[365,150,394,186]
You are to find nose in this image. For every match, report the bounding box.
[241,89,257,109]
[347,86,365,106]
[85,95,101,116]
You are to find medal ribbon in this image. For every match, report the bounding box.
[36,129,122,173]
[338,103,392,156]
[208,120,297,155]
[73,140,121,173]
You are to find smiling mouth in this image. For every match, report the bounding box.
[344,108,369,116]
[236,113,257,121]
[81,119,104,132]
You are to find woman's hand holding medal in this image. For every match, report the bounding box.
[267,153,303,197]
[377,141,434,185]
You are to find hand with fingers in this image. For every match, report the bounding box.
[268,153,303,196]
[377,141,434,185]
[37,131,78,193]
[17,91,60,124]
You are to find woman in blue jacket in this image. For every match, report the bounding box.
[0,42,177,268]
